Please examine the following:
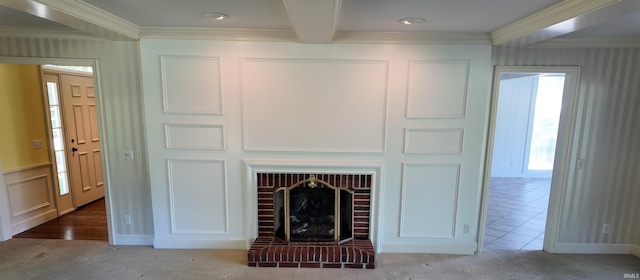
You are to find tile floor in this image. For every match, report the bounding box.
[483,177,551,250]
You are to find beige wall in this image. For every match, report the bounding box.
[494,47,640,247]
[0,64,50,171]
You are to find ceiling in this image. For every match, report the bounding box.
[0,0,639,46]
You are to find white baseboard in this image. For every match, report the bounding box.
[554,243,634,254]
[11,209,58,235]
[632,244,640,258]
[153,237,247,249]
[113,234,154,246]
[379,242,477,255]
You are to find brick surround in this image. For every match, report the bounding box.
[250,173,375,269]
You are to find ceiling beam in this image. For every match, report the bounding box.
[0,0,139,40]
[491,0,638,46]
[282,0,341,44]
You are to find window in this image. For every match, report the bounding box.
[46,81,70,196]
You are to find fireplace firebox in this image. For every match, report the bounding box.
[248,173,375,269]
[274,175,353,245]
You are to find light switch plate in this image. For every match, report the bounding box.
[122,150,134,161]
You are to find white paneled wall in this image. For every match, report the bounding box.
[494,47,640,249]
[141,40,492,252]
[0,35,153,245]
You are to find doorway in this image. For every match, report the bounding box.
[479,66,580,252]
[0,62,109,241]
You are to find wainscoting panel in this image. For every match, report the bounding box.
[400,163,461,238]
[164,123,225,150]
[242,58,389,153]
[3,163,57,235]
[404,128,464,154]
[406,60,470,118]
[161,56,223,114]
[7,175,50,217]
[167,159,228,234]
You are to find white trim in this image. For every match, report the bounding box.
[334,31,491,45]
[2,163,53,175]
[491,0,621,46]
[399,163,461,239]
[530,38,640,48]
[141,27,297,42]
[379,242,477,254]
[243,159,384,251]
[405,59,470,119]
[7,174,51,217]
[164,123,226,151]
[139,27,491,45]
[240,58,389,154]
[0,161,12,241]
[403,128,465,154]
[35,0,140,39]
[0,27,94,40]
[154,237,246,249]
[10,209,58,235]
[166,159,229,235]
[632,244,640,258]
[160,55,224,115]
[554,243,635,254]
[112,234,154,246]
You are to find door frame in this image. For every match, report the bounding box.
[478,66,580,253]
[0,57,113,244]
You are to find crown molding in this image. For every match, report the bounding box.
[0,26,107,40]
[34,0,140,40]
[139,27,298,42]
[491,0,622,46]
[527,38,640,48]
[139,28,490,45]
[333,31,491,45]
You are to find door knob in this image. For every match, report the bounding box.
[72,147,78,153]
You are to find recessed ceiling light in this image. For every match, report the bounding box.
[203,12,228,20]
[400,18,425,25]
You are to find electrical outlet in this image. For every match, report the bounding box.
[463,224,470,234]
[32,139,43,149]
[602,223,610,234]
[124,215,132,225]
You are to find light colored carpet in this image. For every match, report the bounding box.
[1,238,638,280]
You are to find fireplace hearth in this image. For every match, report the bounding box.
[248,173,375,269]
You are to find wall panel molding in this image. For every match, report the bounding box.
[241,58,389,153]
[404,128,464,154]
[161,56,223,115]
[7,175,51,217]
[406,60,470,119]
[164,123,226,151]
[399,163,461,238]
[167,159,229,235]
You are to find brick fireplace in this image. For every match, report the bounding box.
[248,173,375,269]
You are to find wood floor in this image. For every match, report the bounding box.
[13,198,108,241]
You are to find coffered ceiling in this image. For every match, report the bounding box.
[0,0,639,46]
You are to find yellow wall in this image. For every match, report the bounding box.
[0,64,50,171]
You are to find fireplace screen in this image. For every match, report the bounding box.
[274,175,353,245]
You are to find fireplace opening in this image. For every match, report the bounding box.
[250,172,375,269]
[274,175,353,245]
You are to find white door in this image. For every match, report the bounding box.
[58,71,104,207]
